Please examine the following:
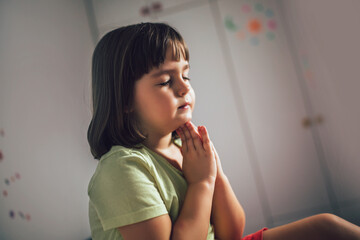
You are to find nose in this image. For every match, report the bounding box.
[176,78,191,96]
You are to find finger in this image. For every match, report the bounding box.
[188,121,200,135]
[210,141,218,160]
[211,141,217,155]
[182,123,195,150]
[197,126,203,142]
[176,127,188,153]
[199,126,212,152]
[186,122,203,151]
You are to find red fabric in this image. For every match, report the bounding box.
[242,228,268,240]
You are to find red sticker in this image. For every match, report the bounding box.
[151,2,163,12]
[15,172,21,179]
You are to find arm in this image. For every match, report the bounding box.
[118,181,215,240]
[172,179,215,240]
[118,123,216,240]
[186,122,246,239]
[210,144,246,240]
[118,215,172,240]
[172,123,216,240]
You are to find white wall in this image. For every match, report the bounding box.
[0,1,95,239]
[280,0,360,225]
[1,0,359,239]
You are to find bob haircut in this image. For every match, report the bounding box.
[87,22,189,160]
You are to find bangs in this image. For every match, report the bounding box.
[167,38,189,62]
[128,23,189,81]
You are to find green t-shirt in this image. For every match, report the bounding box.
[88,139,215,239]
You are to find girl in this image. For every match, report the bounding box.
[87,22,360,240]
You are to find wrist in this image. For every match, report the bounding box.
[216,172,228,185]
[188,178,216,191]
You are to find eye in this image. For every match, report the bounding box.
[159,79,172,86]
[183,76,191,81]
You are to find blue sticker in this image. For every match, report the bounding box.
[265,9,274,18]
[250,37,260,46]
[19,211,25,219]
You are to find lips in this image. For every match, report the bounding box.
[178,102,190,109]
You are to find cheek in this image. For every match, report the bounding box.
[136,92,174,117]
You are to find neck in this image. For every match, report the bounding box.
[143,131,174,152]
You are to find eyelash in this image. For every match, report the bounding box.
[159,77,191,86]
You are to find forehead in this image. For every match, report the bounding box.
[150,60,189,78]
[148,47,189,75]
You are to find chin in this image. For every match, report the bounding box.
[173,109,193,128]
[180,115,192,126]
[184,112,192,121]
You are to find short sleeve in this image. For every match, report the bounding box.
[88,151,168,231]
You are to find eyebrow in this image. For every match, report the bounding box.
[151,63,190,77]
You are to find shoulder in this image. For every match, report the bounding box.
[100,145,153,168]
[102,145,146,160]
[88,145,155,194]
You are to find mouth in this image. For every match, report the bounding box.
[178,103,190,109]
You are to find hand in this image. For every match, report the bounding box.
[210,142,225,180]
[176,122,217,185]
[183,122,225,180]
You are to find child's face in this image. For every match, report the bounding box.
[133,48,195,135]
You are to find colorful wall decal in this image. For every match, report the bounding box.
[139,1,163,17]
[250,36,260,46]
[225,16,237,32]
[9,210,15,219]
[8,210,31,221]
[224,0,278,46]
[254,2,264,12]
[241,4,251,13]
[5,178,10,185]
[151,2,163,13]
[140,5,151,16]
[19,211,25,219]
[4,173,21,186]
[2,172,22,200]
[15,172,21,179]
[248,18,262,34]
[0,129,31,223]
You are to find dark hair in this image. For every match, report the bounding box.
[87,22,189,159]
